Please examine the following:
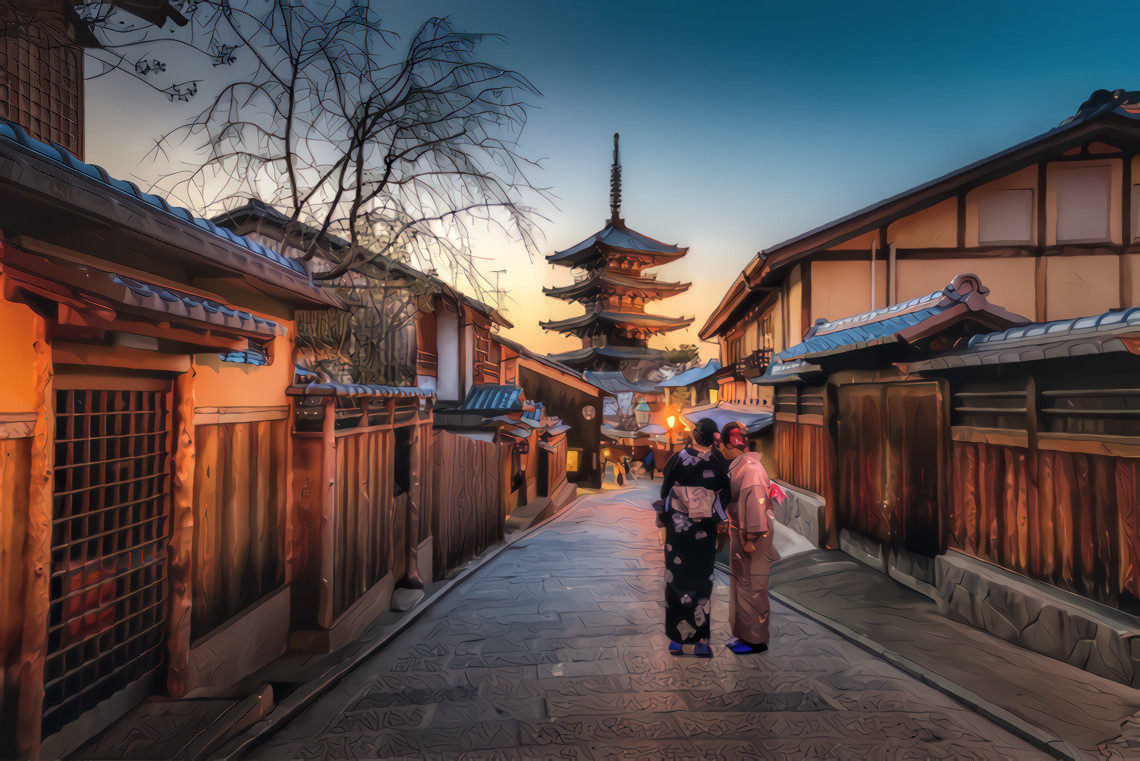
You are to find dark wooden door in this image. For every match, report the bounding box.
[885,383,944,557]
[837,385,887,543]
[838,382,944,556]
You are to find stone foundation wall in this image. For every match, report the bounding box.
[774,481,823,547]
[936,551,1140,688]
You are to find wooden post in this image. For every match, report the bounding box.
[17,317,52,759]
[166,368,196,698]
[317,397,337,629]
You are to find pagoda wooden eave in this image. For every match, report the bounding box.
[547,222,688,269]
[540,309,694,337]
[543,270,691,302]
[549,344,672,367]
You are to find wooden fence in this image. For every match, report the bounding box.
[951,440,1140,611]
[191,419,288,640]
[291,395,432,642]
[432,429,505,575]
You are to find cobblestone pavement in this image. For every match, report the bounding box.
[248,485,1040,760]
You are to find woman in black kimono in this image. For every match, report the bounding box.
[657,418,732,657]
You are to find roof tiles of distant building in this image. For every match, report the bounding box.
[458,384,526,413]
[657,360,723,388]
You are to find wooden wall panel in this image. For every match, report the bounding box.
[952,439,1139,611]
[432,430,503,576]
[1118,459,1140,608]
[191,421,287,640]
[0,437,31,759]
[332,429,394,621]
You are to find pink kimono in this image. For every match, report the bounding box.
[727,452,785,645]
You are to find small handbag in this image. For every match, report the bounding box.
[670,485,716,519]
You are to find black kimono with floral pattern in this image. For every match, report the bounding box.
[658,446,732,644]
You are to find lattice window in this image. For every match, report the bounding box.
[0,33,82,158]
[44,383,172,738]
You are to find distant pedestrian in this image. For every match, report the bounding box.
[643,450,656,480]
[656,418,731,657]
[718,421,786,654]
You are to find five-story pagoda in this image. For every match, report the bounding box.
[542,134,693,372]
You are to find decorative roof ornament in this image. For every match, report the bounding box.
[609,132,623,225]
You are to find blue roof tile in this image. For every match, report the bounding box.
[0,118,309,278]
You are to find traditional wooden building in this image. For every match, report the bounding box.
[542,134,692,372]
[703,89,1140,404]
[0,118,336,758]
[657,359,722,408]
[757,273,1140,686]
[213,198,511,397]
[496,335,604,489]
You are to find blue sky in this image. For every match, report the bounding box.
[86,0,1140,356]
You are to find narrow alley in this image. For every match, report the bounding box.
[245,486,1039,759]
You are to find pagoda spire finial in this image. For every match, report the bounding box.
[609,132,622,225]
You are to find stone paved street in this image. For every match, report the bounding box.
[247,485,1040,759]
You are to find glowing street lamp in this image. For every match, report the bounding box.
[634,400,651,427]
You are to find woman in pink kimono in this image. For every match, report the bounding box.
[719,422,786,654]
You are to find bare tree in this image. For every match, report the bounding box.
[144,0,545,383]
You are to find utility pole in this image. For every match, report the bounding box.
[492,269,506,310]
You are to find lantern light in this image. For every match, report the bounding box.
[666,415,676,429]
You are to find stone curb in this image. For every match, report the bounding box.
[210,494,585,761]
[754,577,1086,761]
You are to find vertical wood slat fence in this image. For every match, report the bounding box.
[290,393,432,637]
[190,419,288,641]
[951,442,1140,611]
[431,429,504,575]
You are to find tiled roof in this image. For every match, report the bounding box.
[113,274,285,336]
[758,275,1028,383]
[778,292,946,362]
[583,371,661,395]
[458,384,525,413]
[548,222,688,267]
[966,307,1140,348]
[287,380,432,398]
[541,309,693,334]
[549,345,672,366]
[657,360,722,388]
[702,89,1140,340]
[906,307,1140,372]
[543,270,690,301]
[0,120,308,277]
[681,403,774,435]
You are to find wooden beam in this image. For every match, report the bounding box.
[56,307,250,353]
[16,316,52,758]
[193,406,289,425]
[167,367,195,698]
[0,412,36,440]
[1037,431,1140,458]
[52,341,191,374]
[1034,257,1048,323]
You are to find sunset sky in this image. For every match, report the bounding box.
[85,0,1140,359]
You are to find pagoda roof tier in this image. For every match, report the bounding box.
[543,270,691,303]
[547,221,688,269]
[548,344,672,368]
[540,309,693,338]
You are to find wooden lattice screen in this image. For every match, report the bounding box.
[44,381,172,738]
[0,31,83,158]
